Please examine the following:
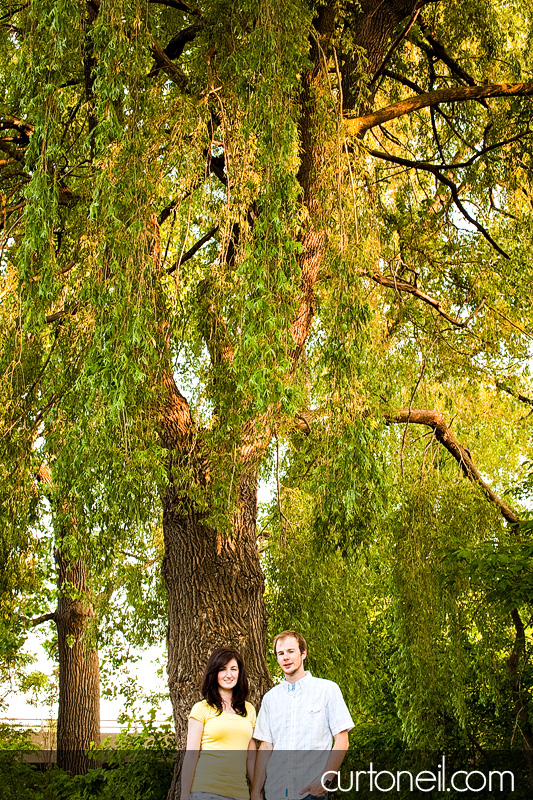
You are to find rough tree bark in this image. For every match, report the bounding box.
[162,463,271,739]
[55,539,101,774]
[160,379,273,798]
[35,465,100,775]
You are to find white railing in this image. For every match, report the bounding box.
[1,717,172,742]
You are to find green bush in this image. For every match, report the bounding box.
[0,718,176,800]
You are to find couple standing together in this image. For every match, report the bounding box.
[181,630,353,800]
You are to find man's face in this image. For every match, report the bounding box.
[275,635,307,677]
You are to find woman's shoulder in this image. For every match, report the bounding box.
[189,699,219,722]
[244,701,256,721]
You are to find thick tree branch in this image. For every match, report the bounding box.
[387,408,520,526]
[290,1,339,366]
[367,147,509,257]
[160,371,194,450]
[346,81,533,137]
[150,38,189,89]
[149,25,201,77]
[19,612,57,627]
[417,14,484,94]
[383,69,425,95]
[45,305,79,323]
[0,117,33,137]
[370,271,486,327]
[382,71,477,148]
[368,7,422,92]
[166,225,218,274]
[370,129,531,172]
[148,0,201,14]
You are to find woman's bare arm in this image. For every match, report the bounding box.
[180,717,204,800]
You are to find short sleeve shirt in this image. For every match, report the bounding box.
[254,672,353,800]
[189,700,256,799]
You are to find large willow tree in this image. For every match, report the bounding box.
[2,0,533,780]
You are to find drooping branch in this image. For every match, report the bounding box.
[496,381,533,408]
[387,408,520,526]
[0,3,29,22]
[506,609,533,766]
[83,0,99,141]
[370,271,486,328]
[367,148,509,257]
[387,406,533,767]
[346,81,533,137]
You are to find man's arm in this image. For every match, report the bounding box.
[251,740,273,800]
[300,730,350,798]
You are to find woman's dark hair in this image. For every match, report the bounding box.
[201,648,249,717]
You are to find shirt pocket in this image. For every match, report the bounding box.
[304,704,322,716]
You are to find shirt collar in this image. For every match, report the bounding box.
[283,670,312,691]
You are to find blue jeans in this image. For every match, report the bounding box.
[190,793,242,800]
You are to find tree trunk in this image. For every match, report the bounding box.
[55,543,101,775]
[506,609,533,788]
[158,7,425,797]
[163,465,271,733]
[163,459,271,799]
[36,464,101,775]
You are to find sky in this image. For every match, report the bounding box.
[4,638,173,727]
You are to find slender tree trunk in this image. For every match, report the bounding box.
[506,608,533,787]
[36,465,101,774]
[55,542,101,774]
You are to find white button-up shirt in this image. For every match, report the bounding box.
[255,672,354,800]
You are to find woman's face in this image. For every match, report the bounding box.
[217,658,239,692]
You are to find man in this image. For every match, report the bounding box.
[251,630,353,800]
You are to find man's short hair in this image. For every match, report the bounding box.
[273,629,308,656]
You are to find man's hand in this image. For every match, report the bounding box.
[300,777,327,797]
[301,729,350,798]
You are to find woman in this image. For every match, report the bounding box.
[180,648,256,800]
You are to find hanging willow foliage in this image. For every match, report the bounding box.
[1,1,533,782]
